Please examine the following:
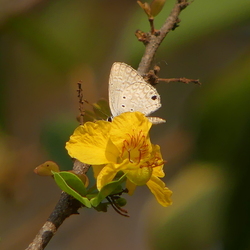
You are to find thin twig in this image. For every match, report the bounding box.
[158,77,201,85]
[149,17,155,34]
[144,62,201,86]
[137,0,190,75]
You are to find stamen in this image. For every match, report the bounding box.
[121,130,149,164]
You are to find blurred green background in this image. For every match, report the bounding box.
[0,0,249,249]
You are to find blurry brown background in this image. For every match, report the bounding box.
[0,0,250,249]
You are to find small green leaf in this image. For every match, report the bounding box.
[54,171,87,195]
[52,171,91,208]
[90,174,126,207]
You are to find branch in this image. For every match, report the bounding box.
[158,77,201,85]
[137,0,190,75]
[25,160,90,250]
[144,64,201,86]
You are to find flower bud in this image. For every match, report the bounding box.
[150,0,166,17]
[34,161,60,176]
[137,1,152,18]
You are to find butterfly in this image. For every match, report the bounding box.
[108,62,165,124]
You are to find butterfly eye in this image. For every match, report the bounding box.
[151,95,157,100]
[107,117,113,122]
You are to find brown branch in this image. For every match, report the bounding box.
[137,0,190,75]
[143,55,201,86]
[25,160,90,250]
[158,77,201,85]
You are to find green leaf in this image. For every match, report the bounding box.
[90,174,126,207]
[52,171,91,208]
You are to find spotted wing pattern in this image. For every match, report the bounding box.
[108,62,165,124]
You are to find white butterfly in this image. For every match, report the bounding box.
[108,62,165,124]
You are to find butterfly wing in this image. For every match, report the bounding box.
[109,62,145,117]
[108,62,165,124]
[118,82,161,116]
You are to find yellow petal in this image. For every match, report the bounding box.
[110,112,152,153]
[96,163,118,190]
[66,120,119,165]
[96,159,131,190]
[151,144,165,178]
[92,164,105,179]
[153,165,165,178]
[147,175,172,207]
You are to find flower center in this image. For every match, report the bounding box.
[121,130,149,165]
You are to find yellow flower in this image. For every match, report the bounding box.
[66,112,172,207]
